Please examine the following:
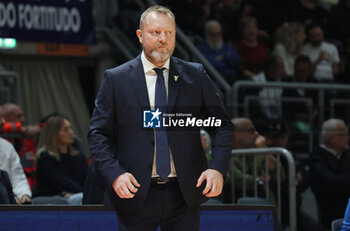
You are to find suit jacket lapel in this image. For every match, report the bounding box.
[168,57,180,113]
[130,55,151,110]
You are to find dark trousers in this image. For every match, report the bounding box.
[117,181,200,231]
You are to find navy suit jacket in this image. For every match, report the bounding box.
[88,55,233,214]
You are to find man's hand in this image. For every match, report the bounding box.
[259,171,271,183]
[16,194,31,204]
[62,191,73,198]
[22,125,41,138]
[112,172,140,199]
[21,194,31,204]
[196,169,223,197]
[255,135,267,148]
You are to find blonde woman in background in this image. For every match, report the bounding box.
[273,22,306,76]
[36,115,87,204]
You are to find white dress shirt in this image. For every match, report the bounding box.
[0,137,32,199]
[141,52,177,178]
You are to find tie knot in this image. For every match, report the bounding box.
[153,68,166,76]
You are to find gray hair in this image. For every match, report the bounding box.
[139,5,175,29]
[204,20,221,33]
[321,118,345,143]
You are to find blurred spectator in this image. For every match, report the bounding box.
[261,121,290,148]
[282,55,318,153]
[36,115,87,204]
[283,55,318,122]
[197,20,241,85]
[113,0,145,46]
[161,0,217,40]
[0,106,32,204]
[309,118,350,229]
[231,118,280,204]
[3,103,41,138]
[273,22,306,76]
[327,0,350,45]
[0,169,16,204]
[318,0,339,12]
[301,23,340,82]
[235,16,270,79]
[2,103,39,190]
[337,36,350,84]
[212,0,241,43]
[39,112,85,154]
[260,121,319,231]
[246,0,288,38]
[286,0,330,28]
[252,54,285,120]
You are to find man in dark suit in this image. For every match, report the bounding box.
[88,5,233,231]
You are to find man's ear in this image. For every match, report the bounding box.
[136,29,143,44]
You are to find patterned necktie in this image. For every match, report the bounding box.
[153,68,171,179]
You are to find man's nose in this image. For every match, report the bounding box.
[158,32,167,42]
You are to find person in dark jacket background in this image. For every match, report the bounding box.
[309,118,350,230]
[36,115,87,205]
[0,169,16,204]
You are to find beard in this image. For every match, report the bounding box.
[147,47,174,65]
[206,39,223,51]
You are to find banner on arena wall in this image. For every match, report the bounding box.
[0,0,95,45]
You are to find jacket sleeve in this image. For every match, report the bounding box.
[199,64,233,176]
[88,70,127,188]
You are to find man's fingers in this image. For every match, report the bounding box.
[202,177,212,194]
[196,174,205,188]
[127,181,138,193]
[202,184,211,194]
[205,191,219,197]
[129,175,140,188]
[127,174,139,194]
[118,186,134,199]
[205,183,222,197]
[15,197,21,204]
[203,178,218,195]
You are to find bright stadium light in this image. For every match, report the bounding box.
[0,38,17,49]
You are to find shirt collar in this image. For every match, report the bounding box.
[141,51,170,74]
